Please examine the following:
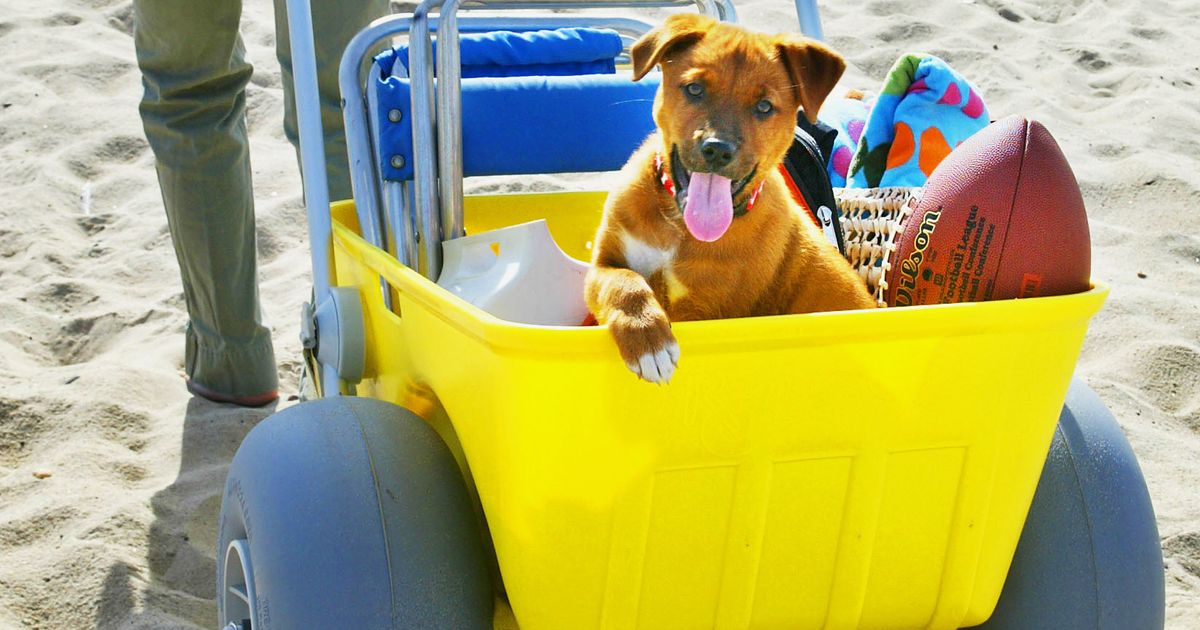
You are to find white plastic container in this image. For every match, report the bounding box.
[437,219,589,326]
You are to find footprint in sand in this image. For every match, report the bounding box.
[76,213,113,236]
[104,459,150,485]
[70,0,128,11]
[0,229,26,258]
[1087,141,1131,160]
[92,135,148,164]
[106,5,133,36]
[20,57,135,94]
[67,158,100,181]
[1127,343,1200,424]
[39,13,82,27]
[0,505,83,549]
[1073,48,1111,72]
[79,512,147,547]
[48,312,128,366]
[0,161,41,188]
[1163,232,1200,267]
[865,0,907,18]
[1131,26,1167,41]
[0,397,70,467]
[981,1,1024,23]
[90,402,151,453]
[26,280,100,311]
[1163,531,1200,580]
[876,21,935,44]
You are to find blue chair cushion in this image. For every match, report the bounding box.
[374,72,661,180]
[382,27,624,79]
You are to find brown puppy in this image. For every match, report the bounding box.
[585,15,876,383]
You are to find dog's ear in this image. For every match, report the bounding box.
[776,37,846,123]
[630,14,714,81]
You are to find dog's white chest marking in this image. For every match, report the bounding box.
[620,231,676,279]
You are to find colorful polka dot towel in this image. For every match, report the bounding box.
[820,95,873,188]
[833,53,989,189]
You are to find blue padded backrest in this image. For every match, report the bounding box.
[375,72,661,180]
[388,27,624,78]
[372,27,660,181]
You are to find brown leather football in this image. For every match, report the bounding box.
[884,115,1091,307]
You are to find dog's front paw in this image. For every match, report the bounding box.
[608,310,680,384]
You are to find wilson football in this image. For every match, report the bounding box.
[884,115,1091,307]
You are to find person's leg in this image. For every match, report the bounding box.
[273,0,389,201]
[134,0,278,404]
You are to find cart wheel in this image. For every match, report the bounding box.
[971,378,1165,629]
[216,396,492,629]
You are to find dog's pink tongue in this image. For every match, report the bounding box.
[683,173,734,242]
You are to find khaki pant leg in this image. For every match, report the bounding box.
[273,0,390,202]
[134,0,278,397]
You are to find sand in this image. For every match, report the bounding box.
[0,0,1196,627]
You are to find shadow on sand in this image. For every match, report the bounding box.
[95,396,276,628]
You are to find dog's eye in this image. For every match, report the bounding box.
[685,82,704,98]
[755,99,774,116]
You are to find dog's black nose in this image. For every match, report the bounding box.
[701,137,736,169]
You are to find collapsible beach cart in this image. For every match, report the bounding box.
[215,1,1165,628]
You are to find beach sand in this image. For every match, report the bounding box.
[0,0,1196,627]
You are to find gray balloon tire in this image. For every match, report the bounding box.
[974,379,1165,629]
[215,396,493,629]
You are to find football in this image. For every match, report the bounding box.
[884,115,1091,307]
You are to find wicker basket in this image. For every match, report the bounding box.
[834,187,922,307]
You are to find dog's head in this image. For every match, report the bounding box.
[631,15,844,241]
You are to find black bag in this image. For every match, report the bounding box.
[781,115,845,254]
